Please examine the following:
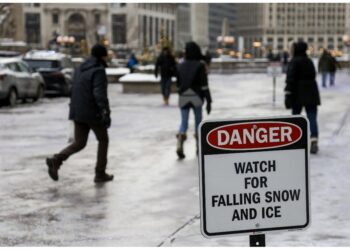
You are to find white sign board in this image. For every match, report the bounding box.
[199,116,310,237]
[267,62,283,77]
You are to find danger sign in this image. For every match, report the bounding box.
[198,116,310,237]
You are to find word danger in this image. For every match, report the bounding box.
[207,122,302,150]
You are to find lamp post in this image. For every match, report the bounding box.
[217,35,235,57]
[253,41,262,59]
[56,35,75,54]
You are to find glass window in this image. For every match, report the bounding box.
[17,62,30,73]
[25,13,41,44]
[52,13,59,24]
[112,14,127,44]
[95,13,100,25]
[7,63,20,72]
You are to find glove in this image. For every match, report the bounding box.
[206,102,212,115]
[101,109,111,129]
[284,94,293,109]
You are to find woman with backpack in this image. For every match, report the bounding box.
[176,42,212,159]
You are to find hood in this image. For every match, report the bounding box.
[185,42,203,61]
[294,42,308,57]
[80,56,106,72]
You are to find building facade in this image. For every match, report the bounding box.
[236,3,350,57]
[21,3,177,55]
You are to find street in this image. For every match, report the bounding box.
[0,72,350,246]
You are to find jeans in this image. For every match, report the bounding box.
[322,72,335,87]
[55,121,109,173]
[179,106,203,135]
[292,105,318,138]
[160,76,172,98]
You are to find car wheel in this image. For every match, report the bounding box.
[7,88,17,107]
[33,85,44,102]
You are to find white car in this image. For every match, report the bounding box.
[0,57,45,107]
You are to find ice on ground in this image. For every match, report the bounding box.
[0,72,350,246]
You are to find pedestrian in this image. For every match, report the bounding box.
[318,49,340,87]
[284,41,321,154]
[281,50,289,73]
[155,47,177,106]
[176,41,212,159]
[46,44,114,183]
[203,49,212,67]
[127,53,138,73]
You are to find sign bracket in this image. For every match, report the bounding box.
[249,234,266,247]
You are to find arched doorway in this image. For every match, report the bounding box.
[67,13,86,42]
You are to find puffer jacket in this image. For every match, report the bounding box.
[69,56,110,124]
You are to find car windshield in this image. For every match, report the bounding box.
[24,60,61,70]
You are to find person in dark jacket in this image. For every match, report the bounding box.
[155,47,176,106]
[285,41,321,154]
[318,49,340,87]
[46,44,113,183]
[176,41,212,159]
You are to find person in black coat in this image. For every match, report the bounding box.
[46,44,113,183]
[285,41,321,154]
[176,41,212,159]
[155,47,177,105]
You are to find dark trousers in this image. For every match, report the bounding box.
[160,76,172,98]
[292,105,319,138]
[56,121,109,173]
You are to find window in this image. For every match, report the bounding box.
[33,3,40,7]
[120,3,126,7]
[95,13,100,25]
[17,62,30,73]
[149,16,153,45]
[25,13,41,44]
[52,13,59,24]
[112,14,126,44]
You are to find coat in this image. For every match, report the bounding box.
[69,56,110,124]
[318,52,340,73]
[285,48,321,106]
[155,53,176,78]
[177,60,212,108]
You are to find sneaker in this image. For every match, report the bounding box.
[94,172,114,183]
[46,157,61,181]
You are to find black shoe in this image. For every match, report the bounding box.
[310,139,319,154]
[94,172,114,183]
[176,133,187,160]
[46,157,61,181]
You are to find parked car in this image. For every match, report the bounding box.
[23,50,74,96]
[0,58,45,107]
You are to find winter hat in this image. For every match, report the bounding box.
[91,44,108,59]
[185,41,203,60]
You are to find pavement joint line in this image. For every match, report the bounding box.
[157,214,200,247]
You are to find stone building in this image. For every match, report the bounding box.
[0,4,25,42]
[236,3,350,57]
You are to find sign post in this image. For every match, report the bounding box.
[267,63,282,106]
[199,116,310,246]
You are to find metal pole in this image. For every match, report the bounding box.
[273,76,276,105]
[249,234,266,247]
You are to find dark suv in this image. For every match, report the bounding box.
[23,51,74,96]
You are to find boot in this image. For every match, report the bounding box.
[163,96,169,106]
[310,138,319,154]
[94,171,114,183]
[46,156,62,181]
[176,133,187,159]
